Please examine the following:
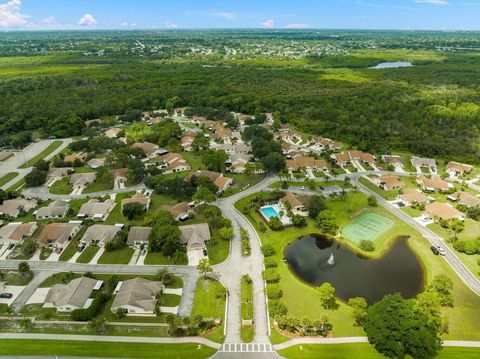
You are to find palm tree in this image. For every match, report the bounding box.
[339,189,349,201]
[449,218,465,241]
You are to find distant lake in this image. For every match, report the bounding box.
[284,234,424,305]
[369,61,413,69]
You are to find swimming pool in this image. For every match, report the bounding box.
[260,206,281,221]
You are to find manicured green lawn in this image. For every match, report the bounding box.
[206,237,230,265]
[182,151,207,171]
[76,245,100,263]
[358,176,401,200]
[158,293,182,307]
[0,172,18,187]
[49,177,72,194]
[19,140,63,168]
[3,271,33,285]
[98,247,134,264]
[279,344,480,359]
[241,275,254,343]
[235,191,480,340]
[82,180,113,194]
[0,340,216,359]
[40,272,83,287]
[145,251,187,265]
[221,173,266,198]
[7,178,25,191]
[401,206,422,217]
[191,277,226,344]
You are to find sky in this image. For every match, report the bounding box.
[1,0,480,31]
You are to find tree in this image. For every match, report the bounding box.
[21,239,37,256]
[262,152,285,173]
[307,195,326,219]
[96,166,114,185]
[122,202,145,220]
[34,159,49,172]
[268,216,284,231]
[148,224,181,256]
[145,210,175,227]
[126,158,146,184]
[18,261,30,275]
[365,293,441,359]
[348,297,368,327]
[316,210,338,235]
[192,134,209,151]
[218,227,233,240]
[197,259,212,278]
[414,291,449,335]
[448,218,464,241]
[88,316,107,334]
[427,274,454,307]
[192,187,216,204]
[367,195,378,207]
[202,150,228,173]
[25,168,47,187]
[116,307,127,318]
[318,282,337,310]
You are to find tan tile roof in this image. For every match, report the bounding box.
[127,227,152,246]
[38,222,81,246]
[418,176,449,191]
[179,223,211,249]
[111,278,162,313]
[280,191,304,209]
[451,192,480,208]
[45,277,97,309]
[425,202,464,221]
[446,161,473,175]
[400,188,429,204]
[378,175,405,189]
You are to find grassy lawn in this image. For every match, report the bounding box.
[401,206,423,217]
[358,176,401,200]
[76,245,99,263]
[221,173,266,198]
[240,275,254,343]
[82,180,113,194]
[19,140,63,168]
[192,277,226,343]
[104,191,136,225]
[279,344,480,359]
[98,247,134,264]
[182,151,207,171]
[6,178,25,191]
[2,271,33,285]
[206,237,230,265]
[158,293,182,307]
[0,340,216,359]
[49,177,73,194]
[40,272,83,287]
[39,246,53,260]
[145,251,187,265]
[0,172,18,187]
[235,191,480,340]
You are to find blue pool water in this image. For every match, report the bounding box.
[260,206,281,220]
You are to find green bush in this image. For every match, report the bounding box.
[71,292,110,321]
[263,268,280,283]
[266,285,283,300]
[262,244,276,257]
[264,257,278,268]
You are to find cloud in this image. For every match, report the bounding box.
[165,22,178,29]
[414,0,448,5]
[212,12,235,19]
[0,0,29,28]
[261,19,274,28]
[79,13,97,26]
[286,23,312,28]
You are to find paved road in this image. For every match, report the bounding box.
[1,139,72,191]
[0,260,198,318]
[22,184,146,200]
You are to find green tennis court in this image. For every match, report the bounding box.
[341,212,394,244]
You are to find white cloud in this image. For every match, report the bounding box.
[212,12,235,19]
[166,22,178,29]
[286,23,312,28]
[414,0,448,5]
[121,21,129,26]
[261,19,274,28]
[79,13,97,26]
[0,0,29,28]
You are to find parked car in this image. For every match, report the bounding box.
[430,246,439,255]
[77,245,85,253]
[301,186,305,191]
[0,293,13,299]
[436,245,446,256]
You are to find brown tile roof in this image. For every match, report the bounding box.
[451,192,480,208]
[446,161,473,175]
[425,202,464,221]
[121,193,150,208]
[38,222,81,247]
[399,188,429,204]
[378,175,405,190]
[418,176,449,191]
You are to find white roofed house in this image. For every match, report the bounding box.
[77,199,116,221]
[44,277,102,312]
[105,127,123,138]
[0,198,37,218]
[111,278,164,315]
[35,200,69,220]
[127,227,152,248]
[156,153,190,174]
[70,173,96,188]
[87,158,106,169]
[179,223,211,266]
[411,156,437,173]
[80,224,121,246]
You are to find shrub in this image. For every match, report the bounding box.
[264,257,278,268]
[360,240,375,252]
[269,300,288,317]
[263,268,280,283]
[268,216,284,231]
[266,285,283,300]
[71,292,110,321]
[262,244,276,257]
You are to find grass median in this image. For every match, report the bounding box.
[19,140,63,169]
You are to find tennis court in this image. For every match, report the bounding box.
[341,212,394,244]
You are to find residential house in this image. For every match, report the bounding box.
[448,191,480,208]
[179,223,211,265]
[162,202,192,221]
[127,227,152,248]
[131,142,168,158]
[105,127,123,138]
[64,152,87,163]
[0,198,37,218]
[285,156,328,173]
[411,156,436,171]
[111,278,163,315]
[80,224,121,246]
[185,171,233,192]
[417,176,450,192]
[0,222,37,245]
[121,192,151,210]
[446,162,473,178]
[37,222,82,250]
[157,153,190,174]
[214,143,251,155]
[181,132,197,152]
[47,167,72,180]
[44,277,101,312]
[213,127,233,142]
[371,175,405,190]
[87,158,105,169]
[382,155,405,166]
[398,188,430,206]
[77,199,116,221]
[35,200,69,220]
[70,173,96,187]
[228,153,252,174]
[424,202,465,221]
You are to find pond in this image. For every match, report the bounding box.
[284,234,424,304]
[369,61,413,69]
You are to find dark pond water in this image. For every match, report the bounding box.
[284,234,424,304]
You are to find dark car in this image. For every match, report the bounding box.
[77,245,85,253]
[0,293,13,299]
[431,246,439,255]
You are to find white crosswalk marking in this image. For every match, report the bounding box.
[221,343,273,352]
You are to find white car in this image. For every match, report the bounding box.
[436,245,446,256]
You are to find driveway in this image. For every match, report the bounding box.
[0,285,24,306]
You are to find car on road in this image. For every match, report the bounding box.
[0,293,13,299]
[436,245,446,256]
[430,246,439,255]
